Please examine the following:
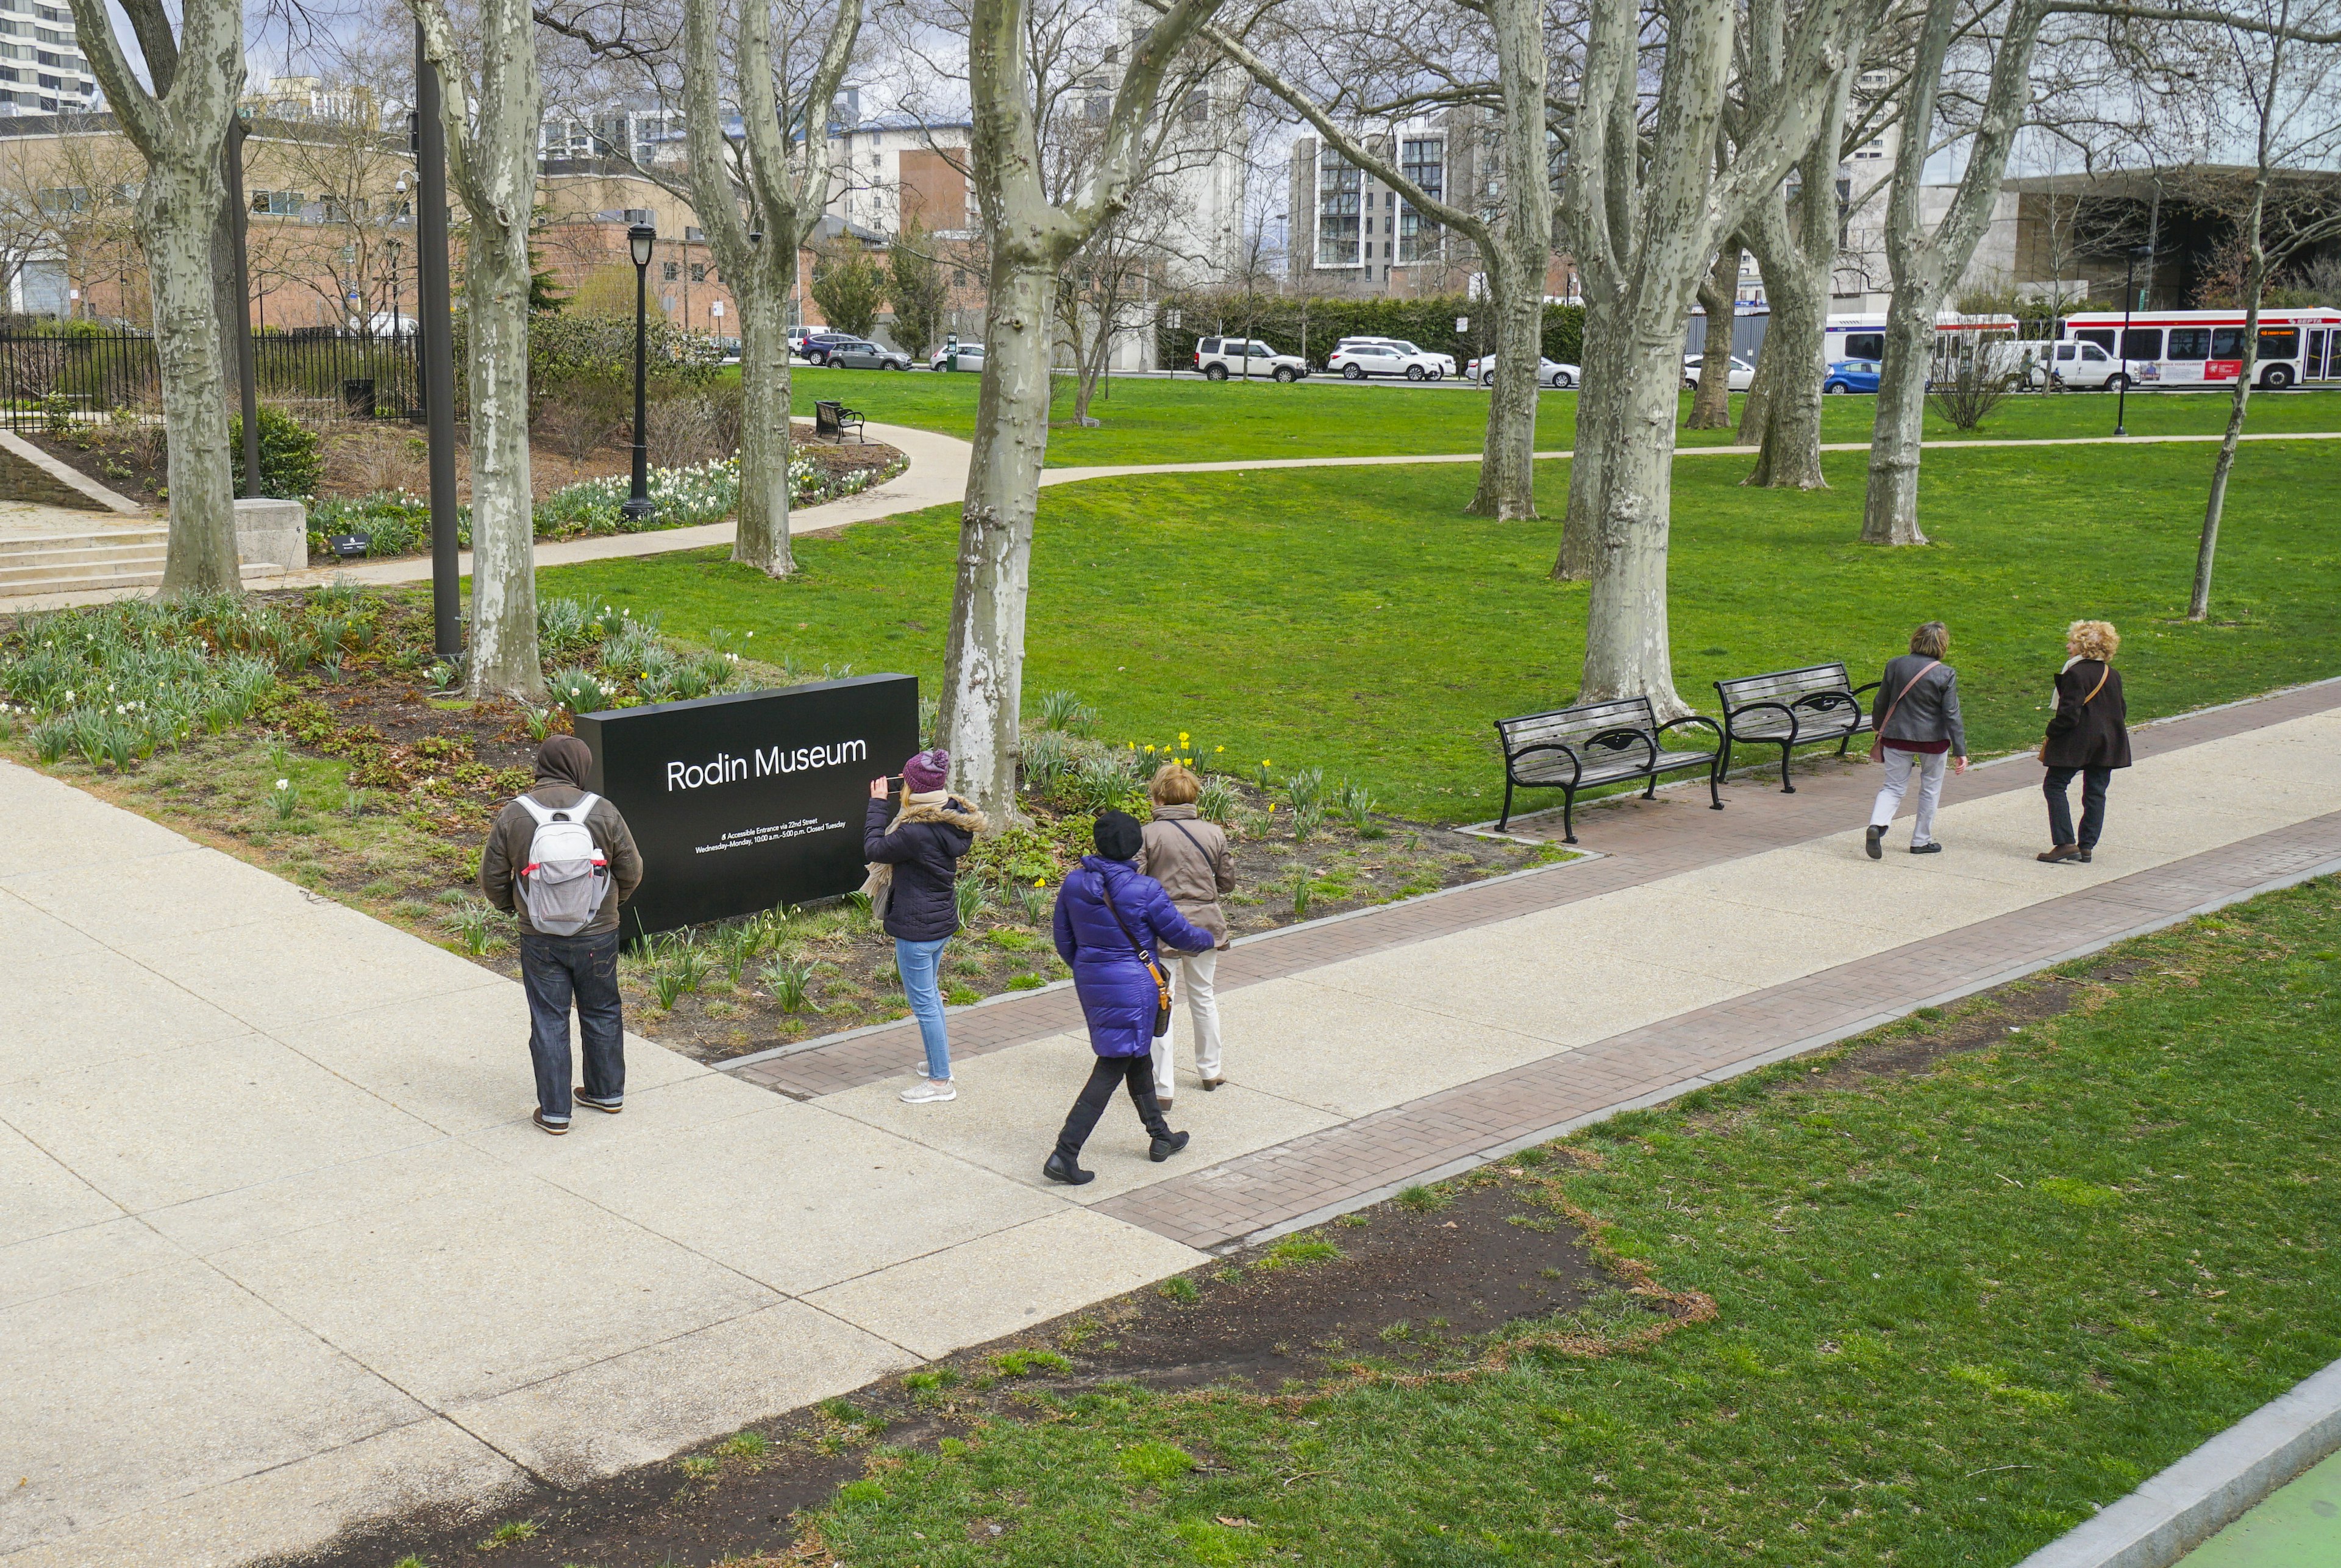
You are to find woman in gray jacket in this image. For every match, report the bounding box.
[1134,763,1236,1107]
[1865,621,1970,858]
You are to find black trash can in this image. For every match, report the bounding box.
[343,377,376,417]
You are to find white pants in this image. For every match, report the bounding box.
[1869,747,1947,846]
[1151,949,1222,1100]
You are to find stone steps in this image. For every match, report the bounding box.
[0,526,291,596]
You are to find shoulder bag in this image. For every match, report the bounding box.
[2037,664,2111,765]
[1097,875,1174,1038]
[857,801,908,920]
[1868,660,1944,763]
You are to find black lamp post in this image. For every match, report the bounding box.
[2114,243,2152,437]
[624,223,658,522]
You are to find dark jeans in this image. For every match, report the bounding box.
[2044,765,2114,850]
[519,930,624,1124]
[1053,1055,1170,1161]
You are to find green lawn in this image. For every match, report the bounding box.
[541,440,2341,822]
[784,365,2341,466]
[808,877,2341,1567]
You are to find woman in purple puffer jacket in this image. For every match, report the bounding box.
[1045,810,1216,1185]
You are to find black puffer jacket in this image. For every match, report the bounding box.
[864,796,986,941]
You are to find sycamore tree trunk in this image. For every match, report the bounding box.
[1581,330,1694,714]
[1686,246,1738,430]
[1860,288,1935,544]
[1466,0,1553,520]
[462,208,541,694]
[1555,291,1622,580]
[2191,49,2279,621]
[1472,241,1544,517]
[1744,241,1828,486]
[415,0,542,697]
[143,159,241,594]
[1859,0,2045,545]
[67,0,242,596]
[941,262,1053,813]
[734,281,797,572]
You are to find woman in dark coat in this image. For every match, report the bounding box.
[1045,810,1216,1185]
[864,748,985,1103]
[2038,620,2132,864]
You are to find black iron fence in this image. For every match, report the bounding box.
[0,328,422,432]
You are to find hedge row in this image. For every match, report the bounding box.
[1155,293,1586,371]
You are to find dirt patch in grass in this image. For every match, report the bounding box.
[273,1170,1619,1568]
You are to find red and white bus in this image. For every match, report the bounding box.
[2059,307,2341,391]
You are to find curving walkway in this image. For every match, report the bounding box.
[5,679,2340,1567]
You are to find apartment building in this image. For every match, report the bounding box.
[0,0,93,118]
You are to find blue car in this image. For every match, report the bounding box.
[1822,358,1881,394]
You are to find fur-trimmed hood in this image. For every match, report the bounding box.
[892,797,989,835]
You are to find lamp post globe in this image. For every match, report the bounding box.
[623,224,658,521]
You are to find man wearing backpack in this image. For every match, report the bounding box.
[480,735,644,1134]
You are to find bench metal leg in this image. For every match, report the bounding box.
[1715,735,1736,796]
[1497,779,1516,833]
[1560,788,1577,844]
[1708,754,1723,810]
[1775,741,1796,794]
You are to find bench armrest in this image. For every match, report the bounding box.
[1850,680,1881,698]
[1581,725,1658,771]
[1498,739,1586,786]
[1790,690,1858,716]
[1656,715,1720,745]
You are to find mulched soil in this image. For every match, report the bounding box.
[20,419,898,513]
[268,954,2142,1568]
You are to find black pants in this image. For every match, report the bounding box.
[519,930,625,1124]
[1054,1055,1170,1161]
[2044,765,2114,850]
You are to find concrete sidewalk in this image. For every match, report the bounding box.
[5,685,2340,1567]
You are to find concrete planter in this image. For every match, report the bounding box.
[234,497,308,575]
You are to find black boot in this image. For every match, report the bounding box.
[1043,1150,1094,1186]
[1149,1130,1190,1163]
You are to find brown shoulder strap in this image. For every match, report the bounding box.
[2081,665,2111,706]
[1878,660,1943,732]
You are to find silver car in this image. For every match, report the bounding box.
[827,338,913,371]
[931,342,986,372]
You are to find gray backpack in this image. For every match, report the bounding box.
[515,793,608,935]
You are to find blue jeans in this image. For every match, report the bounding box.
[896,936,951,1080]
[519,930,625,1124]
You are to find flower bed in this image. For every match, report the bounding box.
[305,447,905,561]
[0,593,1569,1067]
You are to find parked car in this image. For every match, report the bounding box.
[1328,342,1448,380]
[1464,355,1580,389]
[1193,336,1309,382]
[824,337,914,371]
[931,341,986,372]
[1334,337,1457,378]
[1683,353,1755,391]
[797,332,864,365]
[1821,359,1882,394]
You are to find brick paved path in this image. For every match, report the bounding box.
[760,679,2341,1251]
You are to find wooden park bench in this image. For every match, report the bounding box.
[1492,696,1722,840]
[1711,661,1879,795]
[813,399,865,443]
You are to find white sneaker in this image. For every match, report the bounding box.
[899,1078,958,1104]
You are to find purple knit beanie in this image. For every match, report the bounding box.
[903,748,950,793]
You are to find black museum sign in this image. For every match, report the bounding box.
[572,673,920,934]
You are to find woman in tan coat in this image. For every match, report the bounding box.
[1135,763,1236,1107]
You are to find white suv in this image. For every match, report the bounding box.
[1465,354,1580,388]
[1327,343,1447,381]
[2033,338,2123,390]
[1334,337,1457,378]
[1193,337,1309,382]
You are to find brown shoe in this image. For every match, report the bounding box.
[2037,844,2082,864]
[533,1109,569,1135]
[1200,1077,1225,1092]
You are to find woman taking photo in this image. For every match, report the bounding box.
[1865,620,1970,858]
[1044,810,1216,1186]
[864,748,985,1104]
[2038,620,2131,864]
[1135,763,1236,1107]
